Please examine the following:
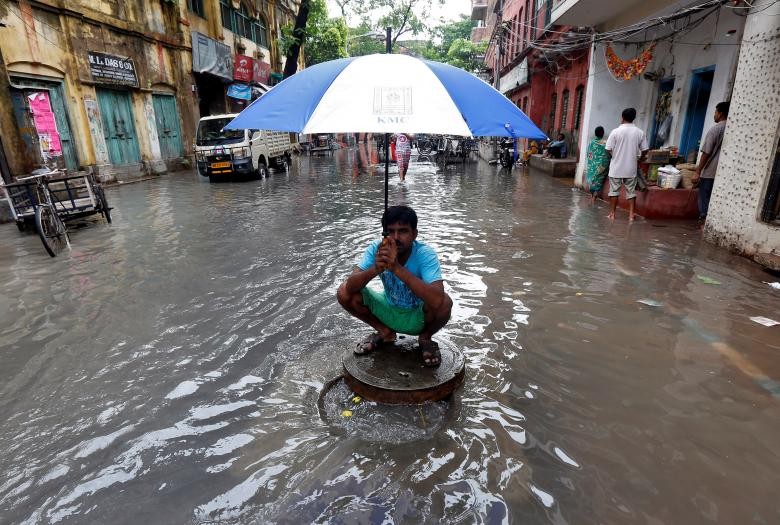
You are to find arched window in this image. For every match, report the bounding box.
[220,0,231,30]
[549,93,557,132]
[523,96,529,113]
[574,84,585,130]
[252,15,268,47]
[234,4,251,39]
[560,89,570,130]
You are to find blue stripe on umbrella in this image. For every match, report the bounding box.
[423,60,547,140]
[226,57,356,132]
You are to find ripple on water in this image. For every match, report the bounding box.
[319,379,452,444]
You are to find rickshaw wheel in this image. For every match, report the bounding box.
[35,205,69,258]
[96,187,112,223]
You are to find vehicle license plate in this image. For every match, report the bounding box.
[211,162,231,168]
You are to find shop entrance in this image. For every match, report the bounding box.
[96,88,141,165]
[194,73,227,117]
[761,135,780,225]
[680,67,714,161]
[9,78,79,172]
[152,94,183,158]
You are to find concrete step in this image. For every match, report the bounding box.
[754,252,780,272]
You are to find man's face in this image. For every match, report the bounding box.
[714,110,723,122]
[385,221,417,255]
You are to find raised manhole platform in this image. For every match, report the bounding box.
[343,337,465,404]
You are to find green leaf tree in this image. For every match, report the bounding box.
[281,0,348,71]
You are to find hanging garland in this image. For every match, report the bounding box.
[605,43,656,81]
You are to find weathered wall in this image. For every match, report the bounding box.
[704,0,780,256]
[0,0,194,179]
[574,6,744,187]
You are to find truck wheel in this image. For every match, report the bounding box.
[256,159,268,179]
[278,156,289,172]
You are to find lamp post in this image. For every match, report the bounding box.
[384,26,391,212]
[345,27,393,213]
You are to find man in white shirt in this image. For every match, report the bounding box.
[605,108,649,221]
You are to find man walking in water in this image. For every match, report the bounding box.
[337,205,452,367]
[606,108,648,221]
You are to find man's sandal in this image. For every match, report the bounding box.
[355,333,386,355]
[419,340,441,367]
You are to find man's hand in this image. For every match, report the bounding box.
[692,167,701,186]
[376,237,399,272]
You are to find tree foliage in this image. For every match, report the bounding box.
[351,0,443,47]
[280,0,347,72]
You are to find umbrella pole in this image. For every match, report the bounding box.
[384,133,389,212]
[383,27,392,221]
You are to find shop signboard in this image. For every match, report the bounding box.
[499,58,528,94]
[227,83,252,100]
[234,55,254,82]
[192,32,233,80]
[253,60,271,84]
[88,51,139,87]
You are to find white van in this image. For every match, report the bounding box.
[194,114,292,179]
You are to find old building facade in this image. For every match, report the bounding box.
[475,0,591,158]
[0,0,299,183]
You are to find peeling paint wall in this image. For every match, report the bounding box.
[704,0,780,256]
[0,0,195,180]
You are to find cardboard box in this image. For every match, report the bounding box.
[646,149,671,164]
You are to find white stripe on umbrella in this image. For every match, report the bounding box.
[301,54,472,136]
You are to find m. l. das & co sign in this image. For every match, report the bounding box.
[88,51,139,87]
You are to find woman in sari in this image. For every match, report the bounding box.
[521,140,539,165]
[586,126,610,202]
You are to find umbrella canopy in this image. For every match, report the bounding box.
[226,54,546,139]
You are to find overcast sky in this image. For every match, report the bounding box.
[326,0,472,26]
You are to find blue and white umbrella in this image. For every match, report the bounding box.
[226,53,546,139]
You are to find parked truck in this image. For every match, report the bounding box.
[194,114,292,180]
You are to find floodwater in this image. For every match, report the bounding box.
[1,146,779,524]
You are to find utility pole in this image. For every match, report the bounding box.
[384,26,391,213]
[493,1,504,155]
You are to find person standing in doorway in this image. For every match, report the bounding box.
[693,101,729,222]
[606,108,648,221]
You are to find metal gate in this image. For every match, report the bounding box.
[152,94,183,158]
[96,88,141,165]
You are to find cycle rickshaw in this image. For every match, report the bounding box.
[1,168,112,257]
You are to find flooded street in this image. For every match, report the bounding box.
[1,147,779,524]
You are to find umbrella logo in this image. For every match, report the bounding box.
[373,87,413,119]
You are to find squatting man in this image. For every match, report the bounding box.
[337,206,452,367]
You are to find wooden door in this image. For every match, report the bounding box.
[152,94,183,158]
[96,88,141,165]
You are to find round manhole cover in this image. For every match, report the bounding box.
[342,337,465,404]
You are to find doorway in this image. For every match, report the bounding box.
[680,67,715,161]
[96,88,141,165]
[152,94,183,159]
[650,78,675,149]
[9,78,79,172]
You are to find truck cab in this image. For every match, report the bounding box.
[194,114,292,180]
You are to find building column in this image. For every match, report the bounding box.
[704,0,780,256]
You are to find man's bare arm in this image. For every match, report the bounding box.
[390,267,446,309]
[343,266,381,295]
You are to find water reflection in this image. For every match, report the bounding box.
[0,146,778,524]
